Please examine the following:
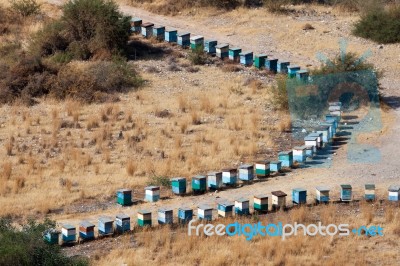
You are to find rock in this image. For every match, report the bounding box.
[302,128,307,133]
[378,45,383,49]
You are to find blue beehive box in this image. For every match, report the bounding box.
[190,35,204,50]
[277,60,290,73]
[388,185,400,201]
[316,186,330,203]
[340,184,352,202]
[44,229,60,244]
[141,22,154,38]
[158,208,173,225]
[255,160,270,178]
[216,43,229,59]
[287,65,301,78]
[254,54,268,69]
[265,58,278,73]
[98,216,114,236]
[222,168,237,185]
[320,122,334,140]
[235,198,250,215]
[270,161,282,172]
[198,205,213,221]
[178,207,193,223]
[62,224,76,243]
[130,17,142,33]
[116,214,130,233]
[171,177,186,195]
[192,175,207,193]
[326,114,340,124]
[145,186,160,202]
[304,136,318,153]
[364,184,375,201]
[239,164,254,181]
[239,51,253,66]
[304,145,314,158]
[278,151,293,168]
[79,221,95,240]
[308,132,323,149]
[204,40,218,54]
[218,201,234,217]
[165,29,177,43]
[178,32,190,47]
[117,188,132,206]
[296,70,309,81]
[292,188,307,204]
[229,47,242,62]
[254,195,268,213]
[293,146,306,163]
[316,126,330,144]
[153,25,165,40]
[207,172,223,190]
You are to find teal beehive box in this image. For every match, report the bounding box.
[278,151,293,167]
[255,160,270,178]
[229,47,242,62]
[165,29,177,43]
[292,188,307,204]
[254,54,268,69]
[265,58,278,73]
[235,198,250,215]
[192,175,207,194]
[204,40,218,54]
[240,51,253,66]
[117,188,132,206]
[340,184,352,202]
[137,210,152,227]
[190,35,204,50]
[171,177,186,195]
[287,65,301,78]
[153,25,165,40]
[254,194,268,213]
[277,60,290,73]
[364,184,375,201]
[218,201,234,217]
[315,186,330,203]
[44,229,60,245]
[270,161,282,172]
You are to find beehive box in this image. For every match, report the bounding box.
[222,168,237,185]
[235,198,250,215]
[296,70,309,81]
[229,47,242,62]
[137,210,152,227]
[165,29,178,43]
[253,195,268,213]
[177,33,190,47]
[316,126,330,144]
[79,221,95,240]
[207,172,223,190]
[271,191,287,210]
[62,224,76,243]
[255,160,270,178]
[364,184,375,201]
[239,164,254,181]
[98,216,114,236]
[270,161,282,172]
[197,205,213,221]
[44,229,60,244]
[171,177,186,195]
[218,202,234,217]
[141,22,154,38]
[239,51,253,66]
[216,43,229,59]
[153,25,165,40]
[178,207,193,223]
[326,114,340,124]
[293,146,307,163]
[192,175,207,193]
[204,40,218,54]
[388,185,400,201]
[277,60,290,73]
[130,17,142,33]
[321,121,335,139]
[304,136,318,153]
[324,120,338,136]
[116,214,130,233]
[304,145,314,158]
[292,188,307,204]
[265,58,278,73]
[158,208,173,225]
[254,54,268,69]
[315,186,330,203]
[190,35,204,50]
[145,186,160,202]
[308,132,323,149]
[116,189,132,206]
[287,65,301,78]
[278,151,293,168]
[340,184,352,202]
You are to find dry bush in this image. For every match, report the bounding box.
[199,95,214,113]
[190,110,202,125]
[178,94,189,113]
[222,62,242,72]
[180,120,188,134]
[1,162,12,180]
[5,140,13,156]
[12,176,25,194]
[276,115,292,132]
[126,160,136,176]
[87,115,100,130]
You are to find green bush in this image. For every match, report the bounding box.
[188,46,207,65]
[0,218,88,266]
[353,5,400,44]
[10,0,41,17]
[269,74,290,111]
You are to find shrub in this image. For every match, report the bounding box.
[353,5,400,44]
[10,0,41,17]
[269,74,289,111]
[188,45,207,65]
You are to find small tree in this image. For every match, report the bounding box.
[10,0,41,17]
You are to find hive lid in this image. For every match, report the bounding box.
[229,47,241,51]
[116,213,130,220]
[256,54,268,58]
[142,22,154,27]
[216,43,229,48]
[388,185,400,192]
[207,171,222,176]
[193,175,207,179]
[365,184,375,189]
[304,136,318,141]
[315,126,330,131]
[256,160,270,164]
[235,197,249,202]
[270,161,282,164]
[205,39,217,43]
[166,28,177,32]
[198,204,213,210]
[178,32,190,36]
[271,191,287,197]
[158,208,173,213]
[278,151,293,155]
[218,201,234,207]
[341,184,352,189]
[117,188,132,193]
[239,51,253,55]
[153,25,165,29]
[190,35,204,41]
[316,186,330,192]
[145,186,160,191]
[297,70,309,74]
[62,224,75,230]
[293,188,307,192]
[221,168,237,172]
[278,60,290,64]
[99,216,113,223]
[138,209,152,215]
[239,164,253,169]
[179,206,192,211]
[171,177,186,182]
[254,194,268,199]
[308,132,322,137]
[132,17,142,22]
[80,220,95,228]
[293,146,306,150]
[287,65,300,69]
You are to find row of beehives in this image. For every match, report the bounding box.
[116,103,344,205]
[130,18,309,80]
[46,183,400,245]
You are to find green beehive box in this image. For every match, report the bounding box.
[254,54,268,69]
